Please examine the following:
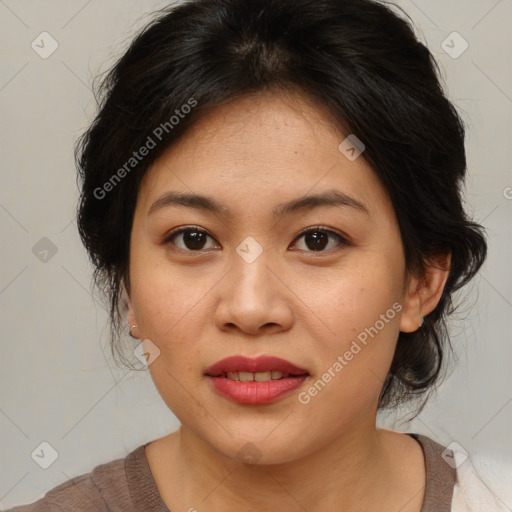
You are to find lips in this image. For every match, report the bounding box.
[206,355,308,377]
[205,356,309,404]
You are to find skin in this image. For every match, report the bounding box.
[126,91,450,511]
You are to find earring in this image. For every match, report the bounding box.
[129,325,138,339]
[419,317,424,328]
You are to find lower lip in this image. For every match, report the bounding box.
[206,375,309,404]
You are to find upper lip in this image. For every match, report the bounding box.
[206,356,308,376]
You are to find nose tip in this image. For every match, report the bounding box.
[224,321,282,336]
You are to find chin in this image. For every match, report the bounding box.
[201,428,314,467]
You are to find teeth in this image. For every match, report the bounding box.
[239,371,254,382]
[224,371,290,381]
[254,371,272,382]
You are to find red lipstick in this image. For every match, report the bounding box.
[205,356,309,404]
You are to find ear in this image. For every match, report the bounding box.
[399,252,451,333]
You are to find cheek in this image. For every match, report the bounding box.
[296,263,402,404]
[129,253,209,364]
[132,269,207,417]
[295,305,400,436]
[298,260,402,345]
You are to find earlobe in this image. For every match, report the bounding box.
[127,299,137,328]
[399,253,451,333]
[126,302,140,339]
[399,275,423,333]
[122,280,139,339]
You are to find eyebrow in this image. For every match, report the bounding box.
[147,189,370,218]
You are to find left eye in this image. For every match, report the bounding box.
[291,227,349,252]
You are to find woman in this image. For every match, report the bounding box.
[8,0,505,510]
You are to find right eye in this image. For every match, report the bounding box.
[162,226,221,252]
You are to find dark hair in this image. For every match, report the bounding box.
[76,0,487,411]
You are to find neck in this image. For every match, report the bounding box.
[174,418,402,511]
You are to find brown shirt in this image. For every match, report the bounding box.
[6,434,456,511]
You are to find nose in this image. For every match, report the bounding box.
[214,248,294,336]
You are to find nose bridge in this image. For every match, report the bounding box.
[231,236,273,297]
[235,234,267,268]
[214,237,293,334]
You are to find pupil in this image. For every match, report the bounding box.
[306,231,327,251]
[184,230,206,250]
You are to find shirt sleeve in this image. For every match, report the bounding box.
[4,472,110,512]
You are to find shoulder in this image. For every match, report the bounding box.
[451,453,511,512]
[411,433,511,512]
[5,445,146,512]
[409,433,457,511]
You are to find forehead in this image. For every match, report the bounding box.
[136,91,391,218]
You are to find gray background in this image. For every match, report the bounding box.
[1,0,511,508]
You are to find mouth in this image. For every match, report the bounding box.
[205,355,310,404]
[209,370,305,381]
[206,355,309,376]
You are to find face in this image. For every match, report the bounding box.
[126,91,422,464]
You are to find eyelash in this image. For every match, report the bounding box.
[161,225,350,254]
